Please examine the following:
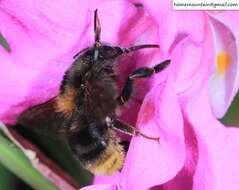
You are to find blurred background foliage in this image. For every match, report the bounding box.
[221,92,239,126]
[0,31,238,190]
[0,32,10,52]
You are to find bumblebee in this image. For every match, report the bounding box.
[18,10,170,175]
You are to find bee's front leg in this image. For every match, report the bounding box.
[117,59,170,105]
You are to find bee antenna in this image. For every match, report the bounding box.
[93,9,101,63]
[94,9,101,44]
[123,44,159,54]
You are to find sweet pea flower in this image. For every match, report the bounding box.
[0,1,239,190]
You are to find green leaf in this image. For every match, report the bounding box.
[0,129,59,190]
[0,163,16,190]
[0,33,11,52]
[222,92,239,126]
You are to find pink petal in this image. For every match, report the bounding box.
[136,2,215,98]
[150,114,199,190]
[140,0,206,54]
[151,91,239,190]
[183,88,239,189]
[0,0,137,124]
[167,17,214,99]
[81,184,117,190]
[207,12,239,118]
[119,74,185,190]
[170,36,206,94]
[93,173,121,186]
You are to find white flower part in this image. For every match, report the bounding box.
[208,16,239,118]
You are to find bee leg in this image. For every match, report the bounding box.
[117,59,170,105]
[105,117,160,141]
[93,9,101,63]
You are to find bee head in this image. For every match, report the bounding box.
[97,45,124,60]
[96,44,159,61]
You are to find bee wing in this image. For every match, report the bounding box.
[17,98,69,136]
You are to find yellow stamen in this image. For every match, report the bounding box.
[216,51,231,75]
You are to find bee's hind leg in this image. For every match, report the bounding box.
[105,117,160,141]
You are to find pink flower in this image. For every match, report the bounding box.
[1,1,239,190]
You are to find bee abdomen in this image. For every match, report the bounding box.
[68,127,125,175]
[85,130,125,175]
[75,141,107,162]
[86,139,125,175]
[68,123,108,163]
